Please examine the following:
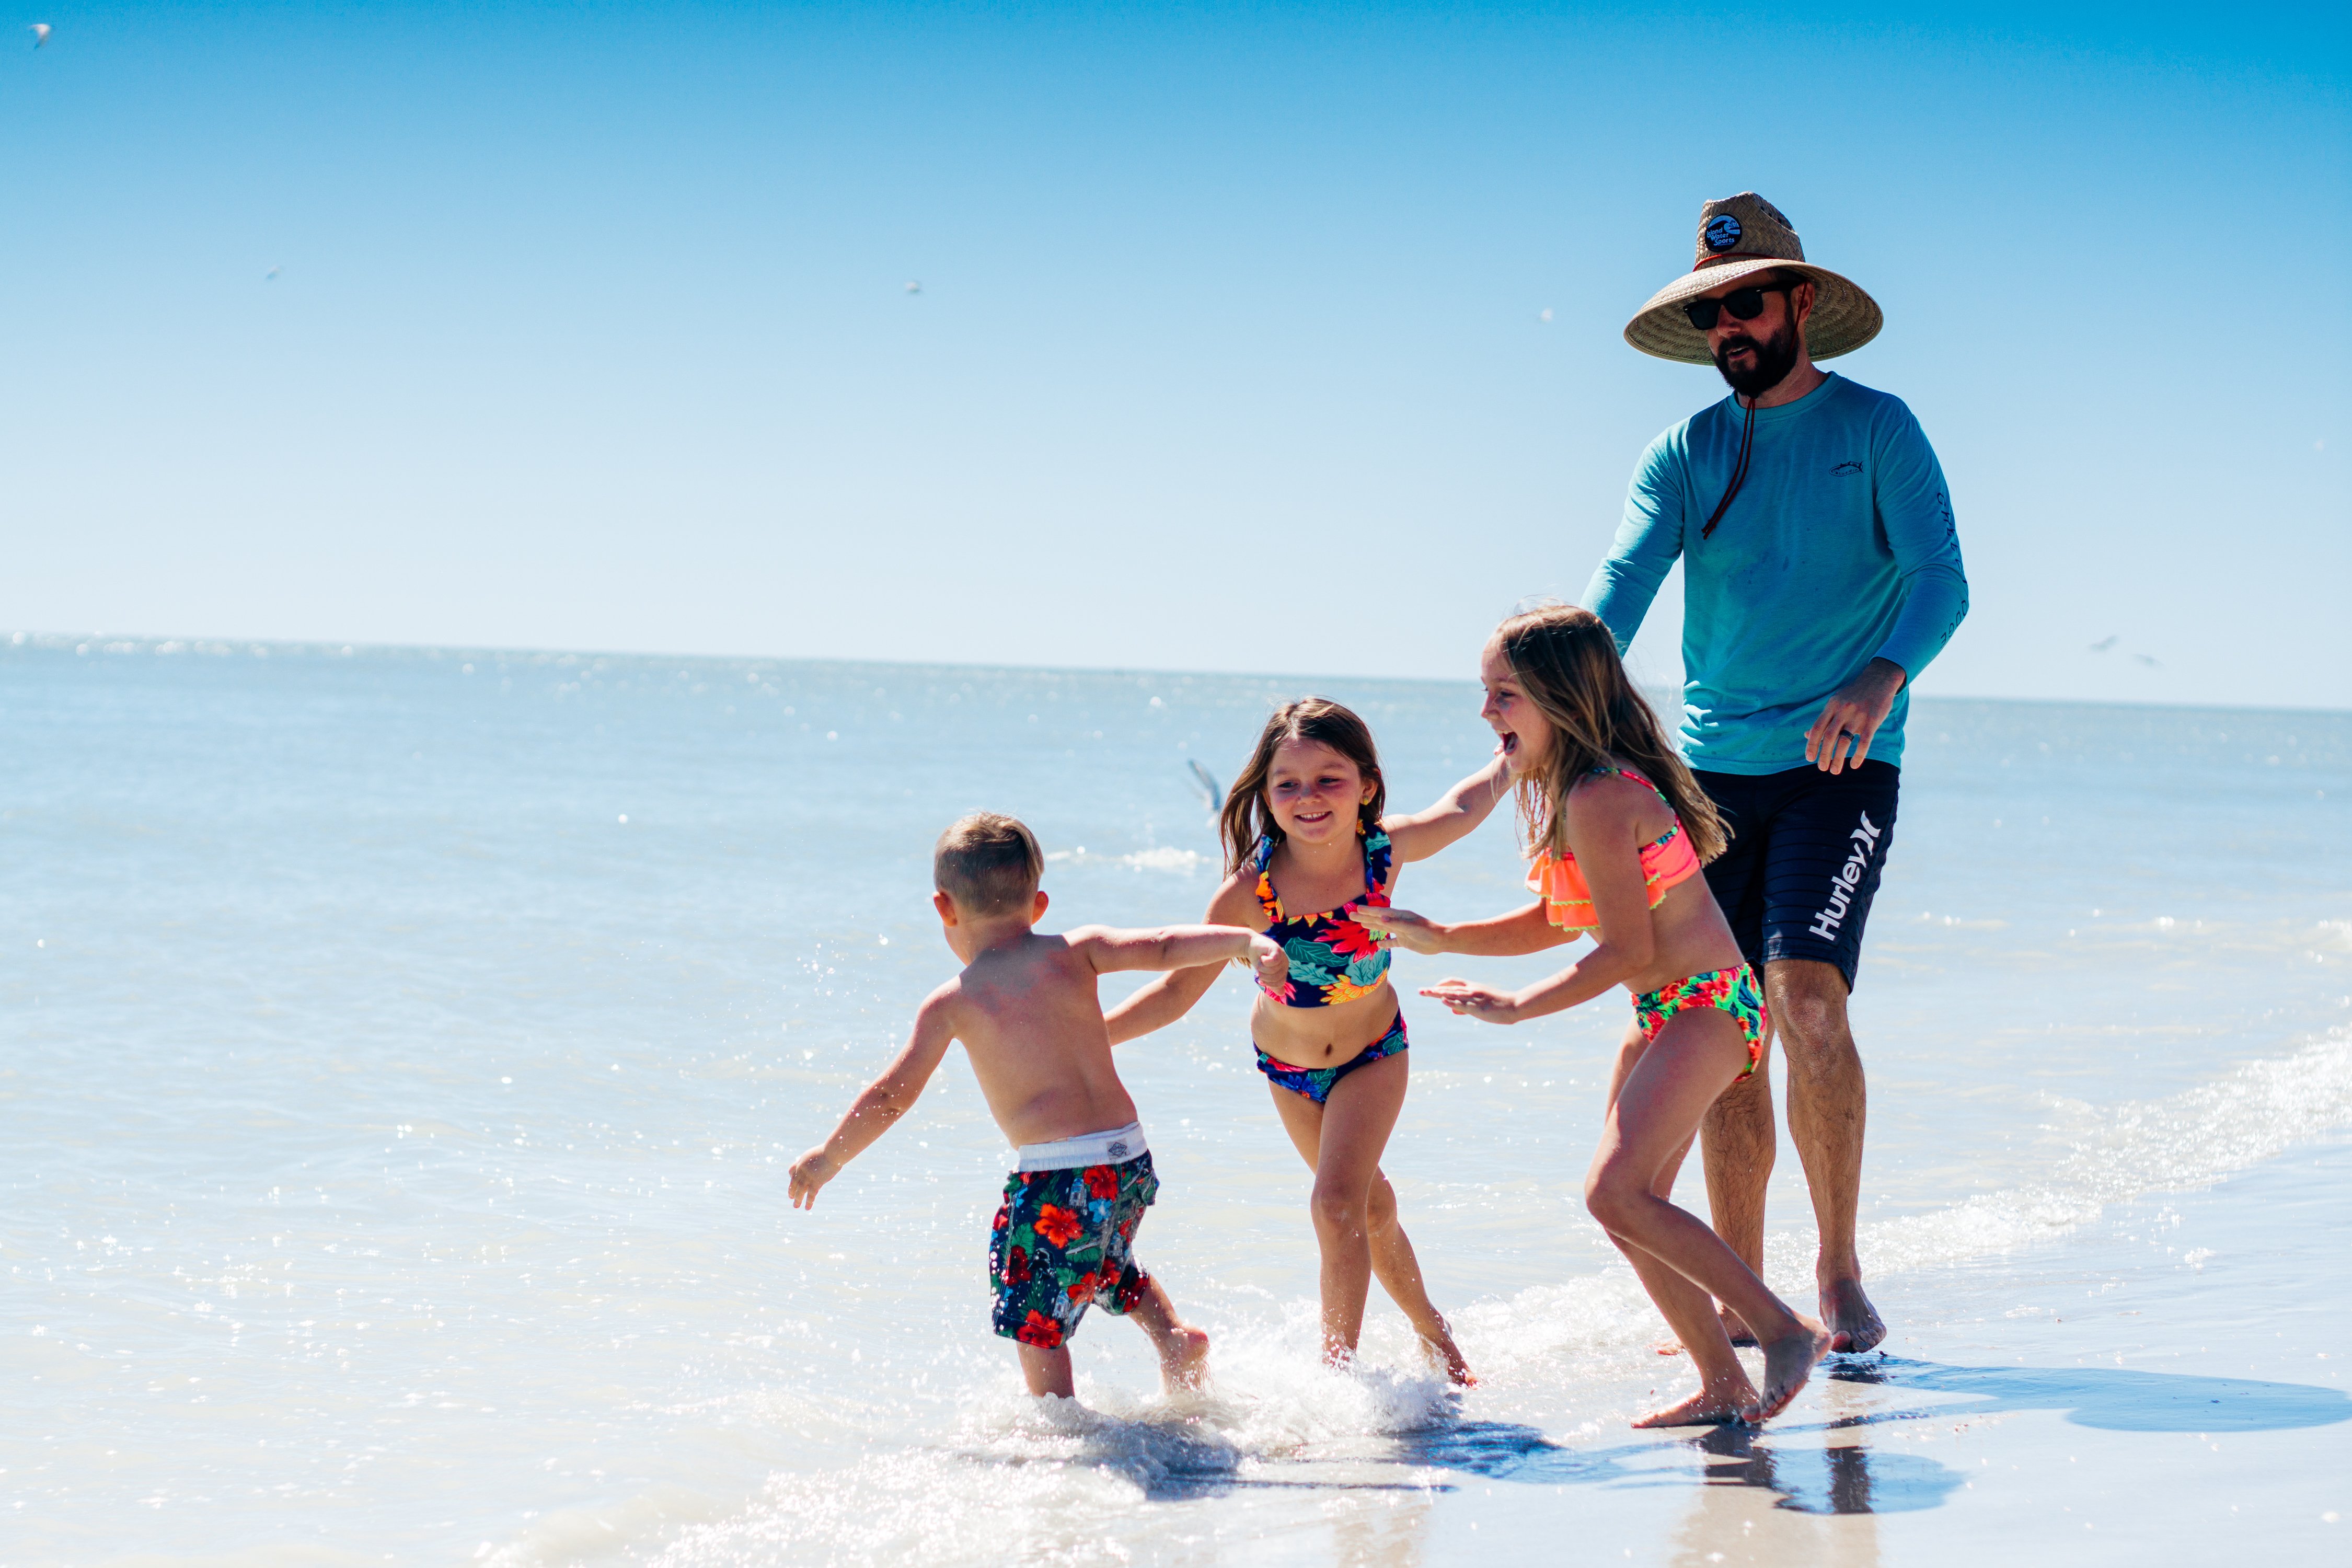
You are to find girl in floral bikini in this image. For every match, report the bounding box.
[1359,604,1830,1425]
[1106,699,1507,1381]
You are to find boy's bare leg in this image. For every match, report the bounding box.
[1699,1039,1775,1345]
[1017,1343,1076,1400]
[1767,959,1885,1353]
[1120,1275,1211,1391]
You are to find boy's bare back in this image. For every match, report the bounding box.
[936,929,1153,1148]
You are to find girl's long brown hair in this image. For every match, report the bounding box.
[1495,603,1729,864]
[1218,698,1387,874]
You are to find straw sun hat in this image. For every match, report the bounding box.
[1622,192,1883,364]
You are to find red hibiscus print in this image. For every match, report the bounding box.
[1005,1245,1031,1285]
[1015,1311,1064,1350]
[1081,1166,1119,1200]
[1112,1267,1149,1311]
[1066,1271,1098,1304]
[1322,916,1381,961]
[993,1206,1011,1233]
[1033,1204,1083,1248]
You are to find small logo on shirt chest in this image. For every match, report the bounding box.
[1831,460,1863,477]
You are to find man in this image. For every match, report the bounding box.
[1584,193,1968,1353]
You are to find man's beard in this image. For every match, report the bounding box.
[1712,320,1801,398]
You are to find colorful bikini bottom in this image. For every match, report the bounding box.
[1633,963,1768,1078]
[1253,1012,1408,1105]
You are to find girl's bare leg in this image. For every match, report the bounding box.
[1362,1173,1474,1383]
[1266,1053,1413,1367]
[1587,1009,1830,1424]
[1600,1031,1757,1420]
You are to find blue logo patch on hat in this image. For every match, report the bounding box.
[1704,214,1743,251]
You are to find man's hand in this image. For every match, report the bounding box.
[1355,906,1447,955]
[1246,933,1289,990]
[1420,978,1524,1024]
[788,1147,840,1209]
[1804,658,1907,775]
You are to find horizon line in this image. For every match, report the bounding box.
[8,627,2347,720]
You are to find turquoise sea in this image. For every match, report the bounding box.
[4,635,2347,1565]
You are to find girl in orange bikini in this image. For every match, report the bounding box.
[1359,603,1830,1426]
[1106,699,1507,1381]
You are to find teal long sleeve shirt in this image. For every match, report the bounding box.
[1582,373,1968,774]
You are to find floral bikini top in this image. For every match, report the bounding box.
[1526,766,1701,936]
[1251,827,1394,1008]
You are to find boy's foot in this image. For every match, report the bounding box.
[1744,1320,1832,1423]
[1820,1278,1885,1353]
[1158,1325,1212,1392]
[1632,1384,1751,1428]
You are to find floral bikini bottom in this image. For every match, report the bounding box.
[1633,963,1769,1077]
[1253,1012,1408,1105]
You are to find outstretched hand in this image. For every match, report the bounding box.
[1421,978,1524,1024]
[1246,933,1290,990]
[1804,658,1906,774]
[1355,906,1446,955]
[787,1147,838,1209]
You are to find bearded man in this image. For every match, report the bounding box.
[1583,193,1969,1352]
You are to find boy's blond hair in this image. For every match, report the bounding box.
[933,812,1044,915]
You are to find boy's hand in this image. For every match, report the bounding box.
[1356,906,1445,955]
[787,1147,840,1208]
[1246,933,1289,990]
[1421,978,1523,1024]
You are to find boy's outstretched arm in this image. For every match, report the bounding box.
[1382,753,1513,863]
[788,988,957,1208]
[1071,924,1286,989]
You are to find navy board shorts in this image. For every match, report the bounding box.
[1692,760,1900,992]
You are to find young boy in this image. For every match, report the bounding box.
[788,812,1287,1400]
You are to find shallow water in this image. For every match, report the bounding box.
[2,637,2347,1564]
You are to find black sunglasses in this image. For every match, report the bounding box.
[1682,280,1800,332]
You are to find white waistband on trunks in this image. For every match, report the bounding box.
[1015,1121,1148,1173]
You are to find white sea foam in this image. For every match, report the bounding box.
[1851,1024,2352,1276]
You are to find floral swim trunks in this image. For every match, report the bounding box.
[988,1122,1158,1350]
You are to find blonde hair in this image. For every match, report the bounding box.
[1218,698,1386,874]
[1493,603,1728,863]
[933,812,1043,915]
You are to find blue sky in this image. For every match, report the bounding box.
[4,2,2347,707]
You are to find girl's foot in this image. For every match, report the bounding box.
[1158,1325,1212,1392]
[1632,1383,1752,1428]
[1417,1318,1475,1386]
[1744,1320,1832,1422]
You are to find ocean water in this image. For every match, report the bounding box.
[3,636,2348,1565]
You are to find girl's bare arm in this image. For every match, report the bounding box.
[1423,782,1658,1024]
[1356,900,1569,956]
[1379,754,1512,864]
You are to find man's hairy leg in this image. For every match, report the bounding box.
[1766,959,1884,1353]
[1699,1046,1775,1346]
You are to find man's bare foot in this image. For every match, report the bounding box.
[1633,1382,1753,1428]
[1158,1325,1212,1392]
[1421,1324,1476,1387]
[1744,1320,1832,1423]
[1819,1277,1885,1353]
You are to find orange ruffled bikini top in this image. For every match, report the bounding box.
[1525,766,1702,935]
